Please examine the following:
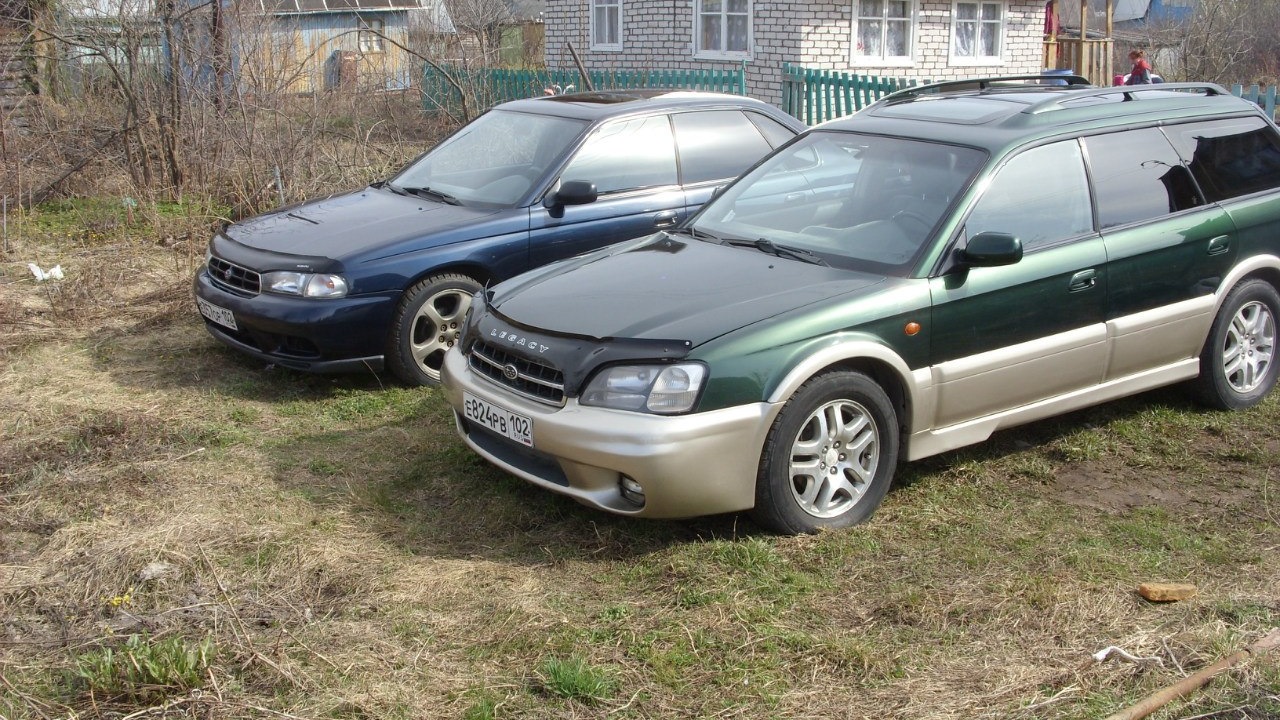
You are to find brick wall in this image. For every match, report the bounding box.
[545,0,1048,107]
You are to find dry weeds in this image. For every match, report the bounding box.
[1,218,1278,720]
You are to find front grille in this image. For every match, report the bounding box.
[469,340,565,405]
[208,256,261,295]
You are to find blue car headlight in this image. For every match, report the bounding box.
[261,271,349,298]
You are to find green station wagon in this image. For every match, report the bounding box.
[440,76,1280,534]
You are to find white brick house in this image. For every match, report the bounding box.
[544,1,1051,106]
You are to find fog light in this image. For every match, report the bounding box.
[619,475,645,507]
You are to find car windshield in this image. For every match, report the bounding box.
[389,109,588,207]
[691,131,986,273]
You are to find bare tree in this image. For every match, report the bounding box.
[444,0,510,66]
[1127,0,1278,85]
[14,0,450,213]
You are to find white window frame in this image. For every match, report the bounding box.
[358,16,385,54]
[694,0,752,61]
[590,0,623,51]
[951,0,1005,64]
[851,0,917,67]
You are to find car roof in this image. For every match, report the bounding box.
[821,75,1265,150]
[494,89,803,127]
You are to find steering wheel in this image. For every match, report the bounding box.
[891,209,934,239]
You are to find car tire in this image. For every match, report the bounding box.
[752,370,899,534]
[1191,279,1279,410]
[387,273,482,387]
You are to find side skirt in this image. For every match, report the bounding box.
[905,358,1200,461]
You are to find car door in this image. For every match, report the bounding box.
[1085,126,1238,379]
[528,113,684,269]
[928,139,1109,428]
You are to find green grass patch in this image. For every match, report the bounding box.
[536,655,616,703]
[72,634,215,701]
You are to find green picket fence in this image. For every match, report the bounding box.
[782,67,1280,125]
[424,64,748,116]
[1230,83,1278,120]
[781,63,920,125]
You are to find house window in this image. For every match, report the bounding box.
[853,0,914,64]
[695,0,751,59]
[359,17,384,54]
[953,1,1003,60]
[591,0,622,50]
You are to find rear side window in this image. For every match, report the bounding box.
[966,140,1093,250]
[746,111,797,148]
[562,115,679,195]
[1164,117,1280,202]
[1084,128,1202,229]
[672,110,774,185]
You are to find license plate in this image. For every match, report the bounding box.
[197,297,238,331]
[463,392,533,447]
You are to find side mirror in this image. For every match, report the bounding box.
[543,180,598,209]
[962,231,1022,267]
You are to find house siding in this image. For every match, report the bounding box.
[546,0,1047,106]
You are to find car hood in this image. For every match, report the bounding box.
[224,185,505,259]
[489,233,885,347]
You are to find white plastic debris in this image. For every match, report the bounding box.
[1092,645,1163,666]
[28,263,64,281]
[138,561,176,582]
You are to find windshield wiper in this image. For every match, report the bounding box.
[400,186,462,205]
[722,237,828,266]
[668,226,722,243]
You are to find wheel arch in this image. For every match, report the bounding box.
[402,262,495,294]
[765,338,917,448]
[1216,254,1280,312]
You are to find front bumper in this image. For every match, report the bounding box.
[440,348,778,519]
[193,268,396,373]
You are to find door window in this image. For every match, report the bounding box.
[672,110,773,185]
[1084,128,1202,228]
[562,116,679,195]
[965,140,1093,250]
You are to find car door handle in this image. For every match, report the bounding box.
[654,211,679,228]
[1207,234,1231,256]
[1068,269,1098,292]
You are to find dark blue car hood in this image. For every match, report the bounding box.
[488,233,885,348]
[225,185,507,259]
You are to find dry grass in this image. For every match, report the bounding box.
[1,213,1278,720]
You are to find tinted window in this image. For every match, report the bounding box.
[746,111,797,148]
[966,141,1093,250]
[673,110,773,185]
[1084,128,1202,229]
[562,115,679,195]
[1164,117,1280,202]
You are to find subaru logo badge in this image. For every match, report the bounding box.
[502,363,519,381]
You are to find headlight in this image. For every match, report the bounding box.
[261,271,349,298]
[580,363,706,414]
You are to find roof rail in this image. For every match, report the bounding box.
[878,74,1092,103]
[1024,82,1233,114]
